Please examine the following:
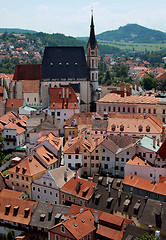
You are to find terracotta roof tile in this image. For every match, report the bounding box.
[123,174,166,197]
[23,79,40,93]
[6,99,24,108]
[0,189,24,199]
[13,64,42,80]
[49,87,78,109]
[0,196,37,225]
[35,145,58,166]
[4,122,26,135]
[61,177,97,200]
[98,93,159,104]
[8,155,46,177]
[36,132,62,151]
[126,155,151,167]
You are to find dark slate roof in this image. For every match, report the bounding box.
[42,46,89,80]
[113,191,147,220]
[139,199,166,231]
[13,64,42,80]
[29,202,70,229]
[122,225,158,240]
[108,135,137,148]
[87,184,117,214]
[88,14,97,49]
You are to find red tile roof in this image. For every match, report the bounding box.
[61,177,97,200]
[36,132,62,151]
[96,224,123,240]
[0,196,37,225]
[23,80,40,93]
[6,99,24,108]
[126,155,151,167]
[13,64,42,80]
[49,87,78,109]
[0,189,24,199]
[50,210,96,239]
[8,155,46,177]
[123,174,166,196]
[4,122,26,135]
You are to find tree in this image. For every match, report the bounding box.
[142,77,157,90]
[7,230,14,240]
[138,233,160,240]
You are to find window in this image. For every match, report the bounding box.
[153,109,156,114]
[22,176,24,180]
[57,112,60,116]
[107,157,110,161]
[91,163,94,167]
[56,193,58,197]
[38,188,40,192]
[27,98,29,102]
[150,173,153,177]
[26,177,29,181]
[103,149,105,152]
[118,107,120,112]
[91,156,94,160]
[84,155,87,160]
[16,175,19,179]
[33,187,35,191]
[11,174,13,178]
[115,166,118,170]
[50,191,52,195]
[49,183,52,187]
[96,163,99,167]
[150,154,152,158]
[102,156,105,161]
[133,108,135,113]
[84,163,87,167]
[123,107,125,112]
[148,109,151,114]
[34,97,36,102]
[26,185,28,189]
[68,155,71,159]
[143,153,146,158]
[95,150,98,153]
[121,167,124,171]
[96,156,99,160]
[134,172,137,175]
[68,163,71,167]
[69,131,71,135]
[138,108,141,113]
[116,158,119,161]
[121,158,124,162]
[84,149,86,153]
[55,235,60,240]
[105,164,108,169]
[128,107,130,113]
[75,155,79,159]
[113,107,116,112]
[127,151,129,155]
[62,194,65,199]
[44,189,46,193]
[163,109,166,114]
[37,195,40,199]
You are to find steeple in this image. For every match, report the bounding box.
[89,10,97,49]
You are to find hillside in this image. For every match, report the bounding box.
[0,28,37,34]
[96,24,166,43]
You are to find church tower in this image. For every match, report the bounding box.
[87,10,99,102]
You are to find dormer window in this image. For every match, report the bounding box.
[112,125,116,131]
[146,126,150,132]
[61,225,65,233]
[138,125,143,132]
[120,125,124,131]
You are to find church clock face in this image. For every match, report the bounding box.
[91,50,95,55]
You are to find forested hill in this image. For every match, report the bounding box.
[96,24,166,43]
[0,28,37,34]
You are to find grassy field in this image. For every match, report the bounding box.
[98,40,166,52]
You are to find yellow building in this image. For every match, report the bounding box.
[7,155,46,200]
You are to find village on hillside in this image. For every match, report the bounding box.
[0,13,166,240]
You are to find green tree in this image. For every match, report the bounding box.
[138,233,159,240]
[2,233,7,240]
[7,230,14,240]
[142,77,157,90]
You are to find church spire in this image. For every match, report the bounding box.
[89,9,97,49]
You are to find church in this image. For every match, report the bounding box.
[10,13,99,113]
[41,12,99,112]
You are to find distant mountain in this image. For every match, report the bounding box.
[96,24,166,43]
[0,28,37,34]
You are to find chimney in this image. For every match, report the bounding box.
[66,88,69,99]
[80,208,84,213]
[31,204,35,215]
[48,203,53,214]
[64,169,67,182]
[76,181,80,194]
[62,88,65,98]
[68,136,72,146]
[94,211,98,228]
[157,138,160,146]
[153,136,156,148]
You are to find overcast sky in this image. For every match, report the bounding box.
[1,0,166,37]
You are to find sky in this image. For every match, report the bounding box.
[1,0,166,37]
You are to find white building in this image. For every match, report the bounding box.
[32,166,74,204]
